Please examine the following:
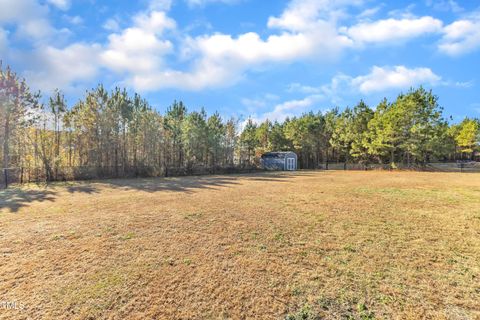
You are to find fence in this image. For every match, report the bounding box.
[1,162,479,189]
[0,165,262,189]
[322,161,480,172]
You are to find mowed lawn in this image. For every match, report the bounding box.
[1,171,479,320]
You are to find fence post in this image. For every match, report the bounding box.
[3,168,8,189]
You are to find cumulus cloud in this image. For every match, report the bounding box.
[290,64,466,105]
[344,66,441,94]
[23,43,102,92]
[128,59,242,91]
[241,94,279,113]
[267,0,363,31]
[256,65,442,121]
[0,0,68,42]
[425,0,463,13]
[0,0,90,92]
[101,10,176,81]
[194,32,314,63]
[296,66,441,103]
[358,6,382,19]
[149,0,173,10]
[343,17,443,45]
[262,95,324,122]
[0,28,8,52]
[103,18,120,31]
[0,0,178,93]
[242,98,267,109]
[64,15,83,25]
[439,14,480,56]
[3,0,476,96]
[0,0,47,23]
[46,0,70,11]
[185,0,240,7]
[133,0,446,92]
[128,0,358,91]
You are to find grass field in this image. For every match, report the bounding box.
[1,171,480,319]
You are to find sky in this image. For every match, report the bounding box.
[1,0,479,123]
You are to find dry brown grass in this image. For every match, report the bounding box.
[0,171,479,319]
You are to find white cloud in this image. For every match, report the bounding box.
[129,0,358,91]
[101,11,176,74]
[288,83,323,94]
[129,60,242,91]
[343,16,443,45]
[133,10,176,31]
[185,0,240,7]
[287,65,465,109]
[2,0,470,96]
[64,15,83,25]
[358,6,382,19]
[348,65,441,94]
[256,65,443,121]
[303,65,441,99]
[0,0,66,42]
[0,28,8,52]
[46,0,70,10]
[256,95,324,122]
[439,15,480,56]
[130,25,349,91]
[267,0,363,31]
[272,95,322,112]
[0,0,47,23]
[140,0,445,92]
[425,0,463,13]
[195,32,314,63]
[242,98,266,109]
[387,4,417,19]
[282,66,442,110]
[103,18,121,32]
[441,80,474,88]
[241,94,279,112]
[23,43,102,92]
[17,19,59,40]
[149,0,173,10]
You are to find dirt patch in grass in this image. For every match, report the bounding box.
[1,171,479,319]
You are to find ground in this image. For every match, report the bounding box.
[0,171,479,320]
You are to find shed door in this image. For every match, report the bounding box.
[287,158,295,170]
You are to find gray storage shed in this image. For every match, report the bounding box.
[261,152,297,171]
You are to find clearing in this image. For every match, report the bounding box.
[0,171,479,319]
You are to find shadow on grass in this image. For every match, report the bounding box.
[0,183,101,213]
[0,188,57,213]
[0,171,306,212]
[100,171,301,193]
[65,185,99,194]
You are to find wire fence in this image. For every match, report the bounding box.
[0,165,262,189]
[1,161,479,189]
[293,161,480,173]
[322,161,480,172]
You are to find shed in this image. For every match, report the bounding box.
[261,152,297,171]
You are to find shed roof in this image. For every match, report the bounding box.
[261,151,296,159]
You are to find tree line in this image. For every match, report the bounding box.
[242,94,479,169]
[1,63,479,180]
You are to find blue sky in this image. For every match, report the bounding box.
[1,0,479,122]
